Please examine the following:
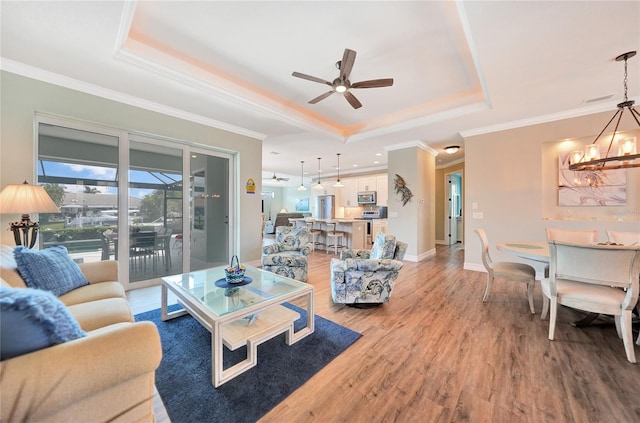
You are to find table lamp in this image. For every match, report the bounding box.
[0,181,60,248]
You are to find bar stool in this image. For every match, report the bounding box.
[325,222,345,255]
[306,220,323,252]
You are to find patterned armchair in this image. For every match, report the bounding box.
[262,226,312,282]
[330,233,408,306]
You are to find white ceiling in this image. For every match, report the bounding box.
[1,1,638,188]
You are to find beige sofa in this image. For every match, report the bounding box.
[0,250,162,423]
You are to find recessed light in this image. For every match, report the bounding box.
[352,164,358,167]
[375,153,382,156]
[373,161,379,164]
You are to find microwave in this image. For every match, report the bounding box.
[357,191,377,205]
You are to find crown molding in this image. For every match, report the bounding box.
[0,58,267,140]
[460,96,640,138]
[384,140,439,156]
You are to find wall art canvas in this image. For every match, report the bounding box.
[558,150,626,206]
[295,197,309,211]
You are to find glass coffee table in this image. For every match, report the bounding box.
[161,265,314,387]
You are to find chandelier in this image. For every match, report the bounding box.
[569,51,639,172]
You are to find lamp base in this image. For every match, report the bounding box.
[9,214,40,249]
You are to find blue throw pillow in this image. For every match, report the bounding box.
[14,246,89,296]
[0,287,86,360]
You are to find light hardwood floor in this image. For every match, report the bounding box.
[128,244,640,423]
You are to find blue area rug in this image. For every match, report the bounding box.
[135,303,361,423]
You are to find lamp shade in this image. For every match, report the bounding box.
[0,182,60,214]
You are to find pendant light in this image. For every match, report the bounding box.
[333,153,344,188]
[314,157,324,191]
[297,160,307,191]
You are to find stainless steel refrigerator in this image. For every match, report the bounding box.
[316,195,335,220]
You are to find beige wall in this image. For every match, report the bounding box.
[464,111,640,275]
[435,161,464,242]
[388,145,436,260]
[0,71,263,261]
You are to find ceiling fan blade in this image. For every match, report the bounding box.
[339,49,357,81]
[344,91,362,109]
[308,91,334,104]
[292,72,332,86]
[351,78,394,89]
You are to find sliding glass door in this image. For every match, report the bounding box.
[189,149,231,271]
[37,117,234,289]
[129,137,184,284]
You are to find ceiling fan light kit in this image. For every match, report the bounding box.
[568,51,640,173]
[292,48,394,109]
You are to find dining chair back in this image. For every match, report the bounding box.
[545,228,598,243]
[475,228,537,314]
[541,241,640,362]
[606,230,640,246]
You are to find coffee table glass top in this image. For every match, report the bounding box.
[162,265,309,317]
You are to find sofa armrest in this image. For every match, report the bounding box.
[0,321,161,422]
[340,249,372,260]
[300,243,312,257]
[77,260,118,284]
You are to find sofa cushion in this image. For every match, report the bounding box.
[14,246,89,296]
[370,233,397,259]
[59,282,125,307]
[67,297,134,332]
[0,287,86,360]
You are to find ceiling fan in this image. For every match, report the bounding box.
[292,48,394,109]
[271,172,289,182]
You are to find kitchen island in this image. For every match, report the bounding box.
[289,218,367,250]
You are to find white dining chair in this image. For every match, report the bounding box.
[607,230,640,246]
[475,228,537,314]
[541,241,640,363]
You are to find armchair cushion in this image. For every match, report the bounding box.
[275,226,311,251]
[370,233,397,259]
[13,246,88,296]
[0,287,86,360]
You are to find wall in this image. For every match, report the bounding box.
[435,161,464,243]
[464,110,640,275]
[387,145,436,260]
[0,71,263,261]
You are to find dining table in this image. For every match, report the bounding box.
[497,239,635,328]
[497,241,549,262]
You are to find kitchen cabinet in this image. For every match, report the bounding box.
[340,179,358,207]
[376,175,388,206]
[372,219,388,239]
[357,176,377,192]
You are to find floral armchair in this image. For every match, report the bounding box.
[330,233,408,305]
[262,226,312,282]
